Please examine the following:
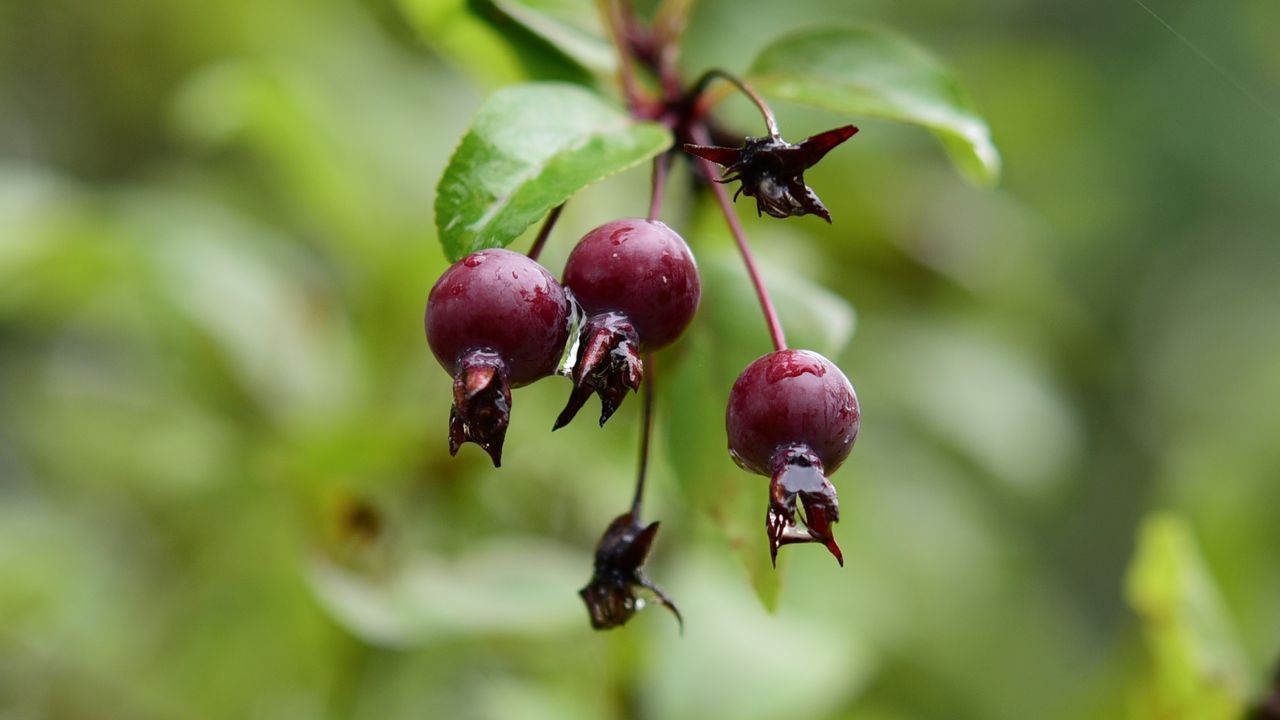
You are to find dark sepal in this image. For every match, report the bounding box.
[579,513,682,631]
[448,348,511,467]
[554,312,644,430]
[683,125,858,223]
[766,445,843,567]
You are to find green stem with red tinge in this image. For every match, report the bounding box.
[526,203,563,262]
[647,153,668,222]
[687,69,780,138]
[605,2,790,354]
[689,123,788,352]
[600,0,648,114]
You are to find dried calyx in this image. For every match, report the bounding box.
[579,512,682,631]
[448,349,512,467]
[555,312,643,429]
[684,125,858,222]
[766,445,842,567]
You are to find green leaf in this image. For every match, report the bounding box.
[662,244,856,610]
[491,0,616,74]
[397,0,528,84]
[1125,512,1249,720]
[746,26,1001,185]
[396,0,590,85]
[435,82,672,261]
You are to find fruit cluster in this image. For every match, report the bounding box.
[425,218,700,464]
[423,0,869,633]
[426,205,860,628]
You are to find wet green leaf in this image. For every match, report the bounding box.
[491,0,615,74]
[396,0,525,84]
[435,82,671,261]
[746,26,1001,185]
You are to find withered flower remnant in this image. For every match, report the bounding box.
[555,311,643,430]
[447,350,512,466]
[579,513,682,631]
[684,125,858,223]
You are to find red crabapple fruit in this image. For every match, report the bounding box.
[426,248,571,466]
[556,218,700,429]
[726,349,860,565]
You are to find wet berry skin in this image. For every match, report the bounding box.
[561,218,700,351]
[426,248,570,386]
[425,248,570,466]
[726,349,859,565]
[726,349,859,475]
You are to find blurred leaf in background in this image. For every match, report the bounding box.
[2,0,1280,718]
[1127,512,1249,719]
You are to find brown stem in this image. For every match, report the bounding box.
[651,2,685,101]
[688,69,780,137]
[526,203,564,262]
[647,153,669,221]
[630,353,655,518]
[657,43,684,102]
[690,123,787,351]
[599,0,646,114]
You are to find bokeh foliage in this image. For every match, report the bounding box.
[2,0,1279,718]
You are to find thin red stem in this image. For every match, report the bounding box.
[690,124,787,352]
[600,0,645,114]
[648,153,668,221]
[652,7,685,101]
[526,203,564,262]
[630,353,655,518]
[688,69,779,137]
[659,46,683,102]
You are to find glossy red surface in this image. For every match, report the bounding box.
[562,218,701,351]
[726,349,860,476]
[426,248,570,386]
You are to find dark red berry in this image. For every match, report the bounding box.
[726,349,859,566]
[556,219,700,428]
[426,248,570,466]
[563,219,701,351]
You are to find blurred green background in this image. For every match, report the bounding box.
[2,0,1278,718]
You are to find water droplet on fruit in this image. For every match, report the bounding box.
[463,255,484,267]
[766,355,826,382]
[555,289,587,377]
